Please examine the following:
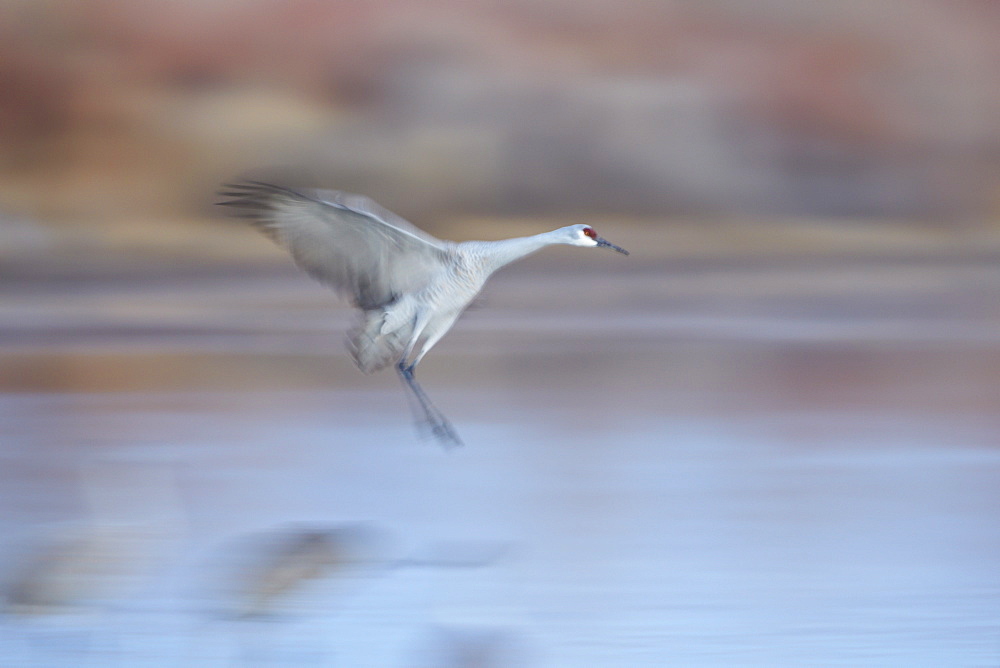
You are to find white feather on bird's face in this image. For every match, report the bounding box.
[556,224,595,247]
[561,224,629,254]
[578,225,600,247]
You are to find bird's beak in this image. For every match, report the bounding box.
[596,237,629,255]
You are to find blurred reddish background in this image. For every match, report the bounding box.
[1,0,998,231]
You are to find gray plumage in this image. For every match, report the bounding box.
[218,181,628,446]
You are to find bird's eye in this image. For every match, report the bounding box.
[582,227,597,239]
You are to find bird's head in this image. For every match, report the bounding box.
[562,224,629,255]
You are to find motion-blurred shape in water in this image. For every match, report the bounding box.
[4,523,161,617]
[197,522,511,665]
[3,458,182,619]
[406,624,530,668]
[214,522,389,620]
[212,522,509,620]
[1,519,178,667]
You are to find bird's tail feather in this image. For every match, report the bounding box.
[348,313,407,373]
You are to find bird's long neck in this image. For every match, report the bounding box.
[471,231,564,275]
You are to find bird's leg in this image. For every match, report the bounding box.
[397,362,463,448]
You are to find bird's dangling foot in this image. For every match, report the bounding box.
[417,412,463,449]
[398,363,464,449]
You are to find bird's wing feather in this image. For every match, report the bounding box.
[219,182,451,310]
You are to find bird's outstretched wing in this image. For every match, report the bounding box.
[219,182,451,310]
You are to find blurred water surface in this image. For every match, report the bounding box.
[2,231,999,666]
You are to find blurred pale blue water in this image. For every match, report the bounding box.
[2,256,1000,666]
[1,388,998,666]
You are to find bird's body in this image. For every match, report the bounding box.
[351,232,581,374]
[219,182,628,446]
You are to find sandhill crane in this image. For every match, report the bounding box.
[213,523,505,619]
[218,524,382,619]
[218,182,629,447]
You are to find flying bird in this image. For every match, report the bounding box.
[218,181,629,447]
